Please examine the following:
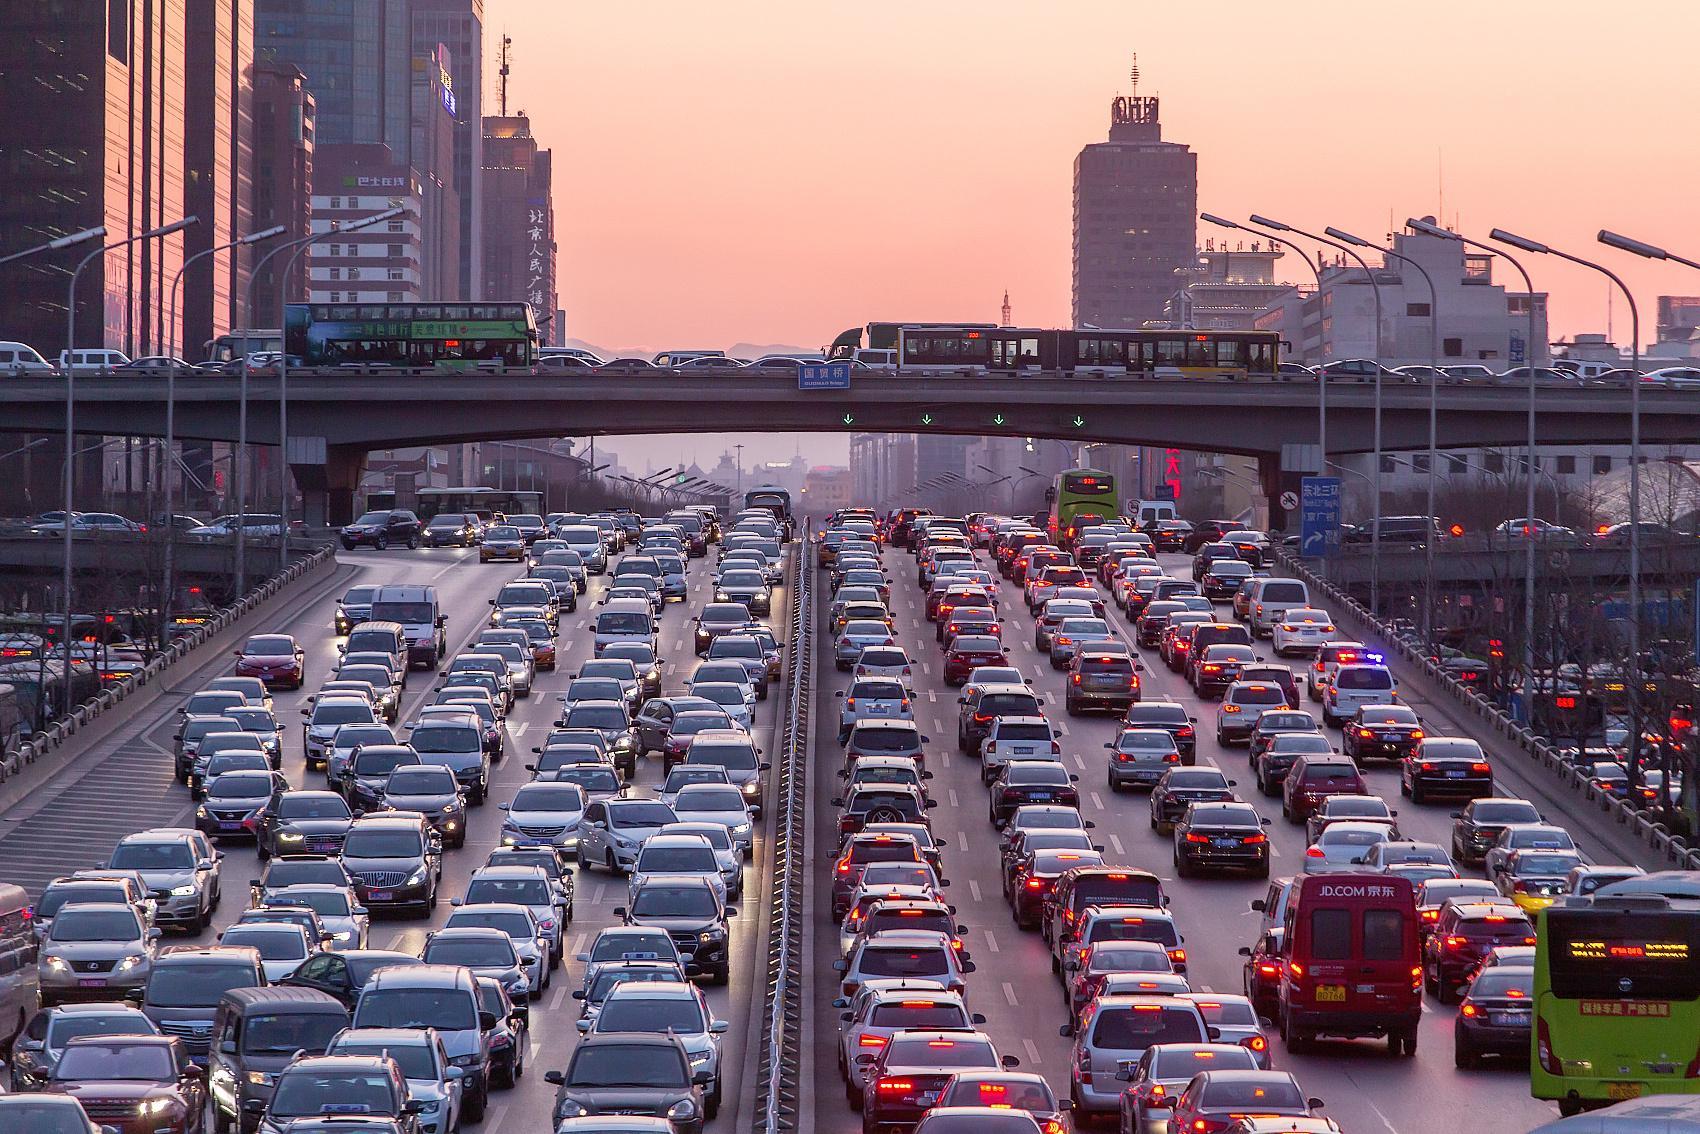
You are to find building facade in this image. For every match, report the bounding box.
[480,115,557,322]
[183,0,256,360]
[1165,243,1297,330]
[411,0,482,299]
[1072,82,1197,330]
[409,43,462,300]
[306,146,425,304]
[250,62,316,322]
[257,0,412,158]
[802,466,854,513]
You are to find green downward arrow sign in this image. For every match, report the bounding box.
[992,413,1006,426]
[921,413,933,426]
[1073,414,1086,428]
[842,413,855,425]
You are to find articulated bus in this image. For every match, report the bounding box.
[1046,468,1120,548]
[1533,895,1700,1115]
[284,302,539,370]
[880,326,1281,379]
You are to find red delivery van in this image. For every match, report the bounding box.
[1279,872,1421,1055]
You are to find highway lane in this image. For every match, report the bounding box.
[807,541,1575,1133]
[0,540,788,1134]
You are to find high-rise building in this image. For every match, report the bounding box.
[250,62,316,320]
[480,115,557,321]
[307,145,426,305]
[256,0,412,158]
[1072,63,1197,330]
[411,0,483,298]
[183,0,255,359]
[410,43,462,299]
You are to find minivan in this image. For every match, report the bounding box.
[594,598,658,657]
[341,621,408,675]
[210,985,349,1131]
[1278,872,1420,1055]
[1322,664,1398,727]
[0,341,54,375]
[556,525,608,573]
[1245,578,1311,637]
[1046,867,1166,963]
[368,585,445,668]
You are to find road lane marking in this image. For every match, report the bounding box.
[1073,754,1086,771]
[1089,792,1104,811]
[1108,834,1125,856]
[1002,982,1019,1006]
[948,790,959,809]
[968,880,982,903]
[957,831,969,852]
[1054,721,1069,736]
[982,929,1000,954]
[1021,1038,1042,1065]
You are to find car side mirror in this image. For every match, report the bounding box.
[832,959,847,972]
[760,762,772,771]
[925,799,939,809]
[1308,1098,1325,1110]
[1058,1022,1075,1037]
[1449,811,1462,819]
[1238,946,1253,957]
[220,1038,238,1054]
[830,797,844,807]
[1250,898,1267,912]
[956,697,967,705]
[612,907,627,919]
[544,1070,565,1085]
[1189,716,1198,724]
[1069,774,1080,783]
[831,996,849,1008]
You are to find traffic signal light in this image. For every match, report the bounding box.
[1488,638,1504,661]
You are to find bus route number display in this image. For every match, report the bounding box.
[1564,938,1691,963]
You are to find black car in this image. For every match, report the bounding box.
[1402,737,1494,804]
[474,975,528,1089]
[1149,767,1236,833]
[1453,965,1535,1068]
[1449,797,1543,866]
[614,876,735,985]
[259,1054,421,1134]
[988,762,1081,827]
[279,949,419,1009]
[421,513,478,547]
[339,815,442,917]
[1254,733,1332,797]
[1173,801,1270,877]
[544,1033,707,1133]
[1342,704,1425,763]
[257,790,354,859]
[340,744,422,813]
[340,510,424,551]
[1122,700,1197,761]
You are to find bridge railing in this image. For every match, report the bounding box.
[1275,547,1700,871]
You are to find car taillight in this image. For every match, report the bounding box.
[1244,1034,1267,1052]
[1026,877,1045,890]
[878,1079,913,1093]
[1243,833,1267,845]
[1537,1016,1560,1074]
[859,1034,887,1048]
[1072,674,1081,685]
[1460,1002,1479,1017]
[1257,962,1278,975]
[1185,833,1210,844]
[1421,909,1439,923]
[1472,762,1492,773]
[1447,935,1470,949]
[1169,948,1185,965]
[1305,846,1324,858]
[1358,728,1375,739]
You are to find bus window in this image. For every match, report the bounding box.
[1249,339,1275,376]
[1153,337,1186,368]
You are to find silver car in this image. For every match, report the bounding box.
[499,781,588,851]
[443,902,548,995]
[1303,821,1394,874]
[659,822,743,901]
[422,925,531,1003]
[106,829,221,933]
[38,902,158,1005]
[324,723,398,786]
[667,784,755,858]
[302,696,380,769]
[835,619,895,671]
[266,884,369,951]
[578,981,730,1116]
[326,1027,464,1134]
[627,833,728,905]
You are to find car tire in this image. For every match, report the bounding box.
[847,1078,863,1110]
[463,1082,487,1122]
[406,534,421,550]
[1411,782,1427,806]
[340,539,357,551]
[1453,1035,1473,1069]
[375,534,389,550]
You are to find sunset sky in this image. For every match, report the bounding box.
[488,0,1699,467]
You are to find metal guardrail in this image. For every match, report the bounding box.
[0,546,338,781]
[754,540,811,1134]
[1276,549,1700,871]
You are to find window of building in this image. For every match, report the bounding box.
[1517,454,1534,474]
[387,269,403,281]
[1380,455,1397,474]
[347,197,360,209]
[1412,453,1431,473]
[1484,451,1506,474]
[1556,455,1577,475]
[388,292,404,302]
[329,292,341,303]
[108,0,127,61]
[1594,455,1613,475]
[329,197,341,209]
[327,267,340,280]
[326,244,339,257]
[1406,302,1431,317]
[387,220,404,234]
[1446,453,1468,474]
[387,244,402,258]
[347,268,360,280]
[1443,337,1464,357]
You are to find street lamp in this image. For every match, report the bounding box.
[1328,224,1442,643]
[1496,226,1643,763]
[271,206,407,575]
[163,224,286,622]
[1598,231,1700,272]
[0,226,105,268]
[1408,217,1543,706]
[1251,213,1389,612]
[63,216,198,705]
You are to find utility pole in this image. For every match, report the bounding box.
[734,444,744,495]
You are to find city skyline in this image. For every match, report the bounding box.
[494,0,1700,351]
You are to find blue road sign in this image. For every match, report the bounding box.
[1300,476,1342,559]
[798,361,851,390]
[1510,333,1526,364]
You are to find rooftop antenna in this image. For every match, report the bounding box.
[1129,52,1140,96]
[498,33,512,116]
[1001,289,1011,326]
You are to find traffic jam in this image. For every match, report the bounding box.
[4,503,794,1134]
[814,506,1628,1134]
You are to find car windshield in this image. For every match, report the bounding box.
[631,886,718,918]
[689,743,757,771]
[342,829,422,858]
[243,1013,345,1055]
[246,636,295,655]
[53,1042,172,1081]
[597,997,705,1033]
[512,784,585,811]
[221,927,305,960]
[333,1042,434,1079]
[884,1036,993,1067]
[275,890,351,918]
[568,706,629,730]
[1338,668,1393,690]
[145,962,258,1007]
[676,787,746,811]
[280,795,351,820]
[412,726,480,754]
[600,613,651,632]
[569,1044,685,1088]
[1517,853,1583,874]
[314,703,375,726]
[269,1070,398,1116]
[1474,802,1541,823]
[859,947,949,977]
[110,838,195,874]
[426,938,516,967]
[637,846,718,873]
[50,908,142,942]
[1089,945,1171,972]
[46,1012,153,1049]
[1470,970,1534,998]
[357,988,476,1030]
[207,775,271,800]
[1201,1078,1306,1108]
[387,770,456,795]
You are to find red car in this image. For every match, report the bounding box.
[232,633,305,688]
[46,1035,207,1134]
[1166,1070,1322,1134]
[943,636,1009,685]
[1239,926,1285,1020]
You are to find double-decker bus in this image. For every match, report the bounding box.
[890,326,1281,379]
[1046,468,1120,547]
[1533,894,1700,1115]
[415,487,544,522]
[284,302,539,370]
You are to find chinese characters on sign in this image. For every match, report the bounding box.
[526,206,547,311]
[1300,476,1342,559]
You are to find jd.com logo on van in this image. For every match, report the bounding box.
[1316,883,1402,900]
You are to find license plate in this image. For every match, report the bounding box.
[368,891,393,901]
[1491,1011,1530,1026]
[1314,984,1346,1002]
[917,1092,938,1106]
[1446,770,1467,778]
[1608,1083,1644,1101]
[1032,793,1054,801]
[78,977,106,987]
[1014,746,1035,755]
[1355,983,1376,993]
[1380,732,1403,740]
[218,821,244,830]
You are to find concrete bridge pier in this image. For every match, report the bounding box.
[1258,453,1295,533]
[291,443,366,528]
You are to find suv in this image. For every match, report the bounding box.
[1422,900,1535,1002]
[544,1032,706,1133]
[615,875,735,984]
[340,510,424,551]
[138,946,266,1064]
[1321,664,1398,727]
[1062,995,1210,1122]
[340,814,442,917]
[957,684,1045,755]
[108,829,222,933]
[258,1053,420,1133]
[1066,650,1140,715]
[978,716,1060,784]
[1281,757,1367,824]
[352,966,491,1121]
[857,1029,1012,1132]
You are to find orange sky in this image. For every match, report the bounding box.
[491,0,1700,354]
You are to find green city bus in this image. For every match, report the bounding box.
[1533,896,1700,1115]
[284,302,539,370]
[1046,468,1120,548]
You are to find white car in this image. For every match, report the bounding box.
[1270,608,1336,657]
[659,765,733,810]
[660,821,743,900]
[835,984,973,1095]
[217,921,314,982]
[686,681,754,732]
[667,785,754,859]
[1303,821,1393,874]
[836,677,913,738]
[1322,663,1399,726]
[627,833,728,905]
[852,645,915,685]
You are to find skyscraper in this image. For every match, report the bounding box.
[183,0,255,358]
[481,115,556,322]
[250,62,316,319]
[1072,61,1197,330]
[412,0,483,298]
[256,0,412,158]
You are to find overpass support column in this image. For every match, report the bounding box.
[292,443,366,528]
[1258,454,1295,533]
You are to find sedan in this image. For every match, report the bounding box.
[1303,820,1392,874]
[1174,801,1271,877]
[1270,608,1335,657]
[1149,767,1237,834]
[233,633,306,689]
[1167,1070,1323,1134]
[1342,704,1424,763]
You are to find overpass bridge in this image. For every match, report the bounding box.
[3,369,1693,524]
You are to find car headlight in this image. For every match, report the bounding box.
[42,955,70,972]
[442,802,458,814]
[332,930,354,943]
[246,1070,275,1086]
[699,927,726,943]
[116,953,149,971]
[611,833,634,848]
[667,1099,698,1120]
[558,1100,586,1118]
[171,884,198,896]
[688,1050,712,1065]
[742,780,761,796]
[404,867,429,886]
[450,1053,481,1069]
[142,1097,180,1118]
[732,822,752,835]
[715,591,729,602]
[278,832,304,843]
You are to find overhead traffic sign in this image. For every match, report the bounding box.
[1300,476,1342,559]
[798,361,851,390]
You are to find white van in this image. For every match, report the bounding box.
[594,598,658,656]
[58,348,131,374]
[0,342,54,375]
[1244,577,1312,637]
[1135,500,1177,529]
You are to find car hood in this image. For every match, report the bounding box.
[384,792,460,811]
[133,869,197,891]
[672,808,746,826]
[559,1085,693,1112]
[629,913,719,934]
[508,809,584,826]
[43,939,145,960]
[52,1081,179,1103]
[278,818,353,836]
